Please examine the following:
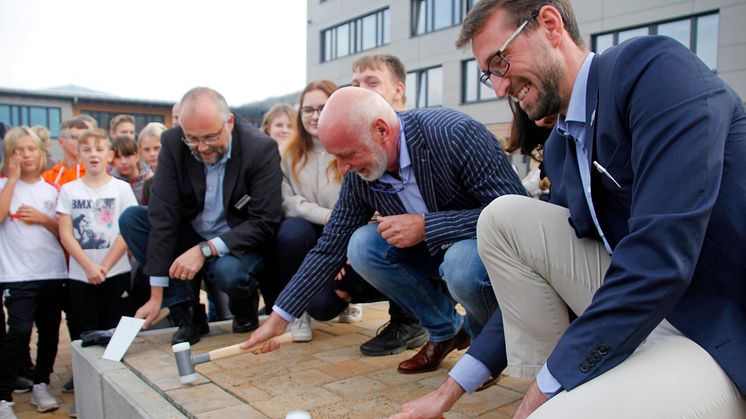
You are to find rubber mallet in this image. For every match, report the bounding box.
[172,332,293,384]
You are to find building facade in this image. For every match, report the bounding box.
[0,85,175,160]
[307,0,746,142]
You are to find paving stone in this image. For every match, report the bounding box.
[317,357,387,379]
[450,386,524,417]
[323,375,388,398]
[167,383,243,414]
[260,369,338,396]
[195,403,268,419]
[252,386,343,418]
[496,374,532,393]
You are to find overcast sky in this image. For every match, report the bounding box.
[0,0,308,106]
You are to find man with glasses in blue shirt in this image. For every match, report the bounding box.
[242,86,527,377]
[396,0,746,418]
[119,87,283,345]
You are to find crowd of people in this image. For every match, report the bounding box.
[2,1,745,418]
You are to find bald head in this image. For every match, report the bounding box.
[179,87,230,123]
[178,87,234,165]
[318,87,401,180]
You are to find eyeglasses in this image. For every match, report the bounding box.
[181,123,225,148]
[479,12,538,89]
[300,105,324,118]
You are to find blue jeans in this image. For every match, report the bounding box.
[347,224,497,342]
[119,206,263,317]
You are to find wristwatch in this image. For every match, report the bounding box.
[199,241,215,259]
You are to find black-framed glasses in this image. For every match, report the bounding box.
[300,105,325,118]
[181,123,225,148]
[479,12,538,89]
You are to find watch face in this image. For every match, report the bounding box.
[201,243,211,258]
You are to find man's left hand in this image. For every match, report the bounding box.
[169,245,205,280]
[376,214,425,248]
[513,380,549,419]
[390,377,465,418]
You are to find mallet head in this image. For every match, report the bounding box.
[172,342,196,384]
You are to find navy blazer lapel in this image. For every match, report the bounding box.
[223,130,241,208]
[583,54,600,168]
[401,113,437,212]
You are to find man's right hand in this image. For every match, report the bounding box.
[239,312,289,353]
[135,287,163,330]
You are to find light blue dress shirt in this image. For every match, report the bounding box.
[377,119,430,216]
[150,144,232,287]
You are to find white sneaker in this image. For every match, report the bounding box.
[30,383,59,412]
[290,312,313,342]
[0,401,18,419]
[338,303,363,323]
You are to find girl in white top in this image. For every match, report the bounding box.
[0,127,67,413]
[56,129,137,335]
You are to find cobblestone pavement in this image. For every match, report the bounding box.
[16,301,528,418]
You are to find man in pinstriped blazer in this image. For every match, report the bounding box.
[242,87,528,375]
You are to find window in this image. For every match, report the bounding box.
[412,0,474,36]
[78,110,164,134]
[0,104,62,137]
[592,12,719,71]
[461,59,497,103]
[406,66,443,108]
[321,8,389,62]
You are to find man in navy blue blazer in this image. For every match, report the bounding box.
[241,86,527,375]
[395,1,746,418]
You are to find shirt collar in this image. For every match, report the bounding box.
[398,116,411,171]
[557,52,595,134]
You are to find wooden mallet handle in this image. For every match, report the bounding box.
[206,332,293,362]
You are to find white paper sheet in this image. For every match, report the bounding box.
[102,316,146,361]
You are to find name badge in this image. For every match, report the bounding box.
[234,194,251,210]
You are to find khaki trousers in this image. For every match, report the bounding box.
[477,195,745,418]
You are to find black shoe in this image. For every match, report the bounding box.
[61,378,74,393]
[230,291,259,333]
[232,317,259,333]
[12,377,32,393]
[360,320,430,356]
[171,303,209,345]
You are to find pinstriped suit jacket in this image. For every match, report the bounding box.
[275,106,528,317]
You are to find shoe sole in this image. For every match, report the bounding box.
[359,331,430,357]
[13,388,32,394]
[292,335,313,342]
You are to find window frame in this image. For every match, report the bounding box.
[320,8,390,63]
[591,11,719,71]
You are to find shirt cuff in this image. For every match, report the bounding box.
[149,276,169,287]
[210,237,229,257]
[448,354,492,394]
[272,305,295,322]
[536,363,563,398]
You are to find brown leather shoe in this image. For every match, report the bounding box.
[397,326,471,374]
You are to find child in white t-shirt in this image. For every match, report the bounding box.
[57,129,137,336]
[0,127,67,414]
